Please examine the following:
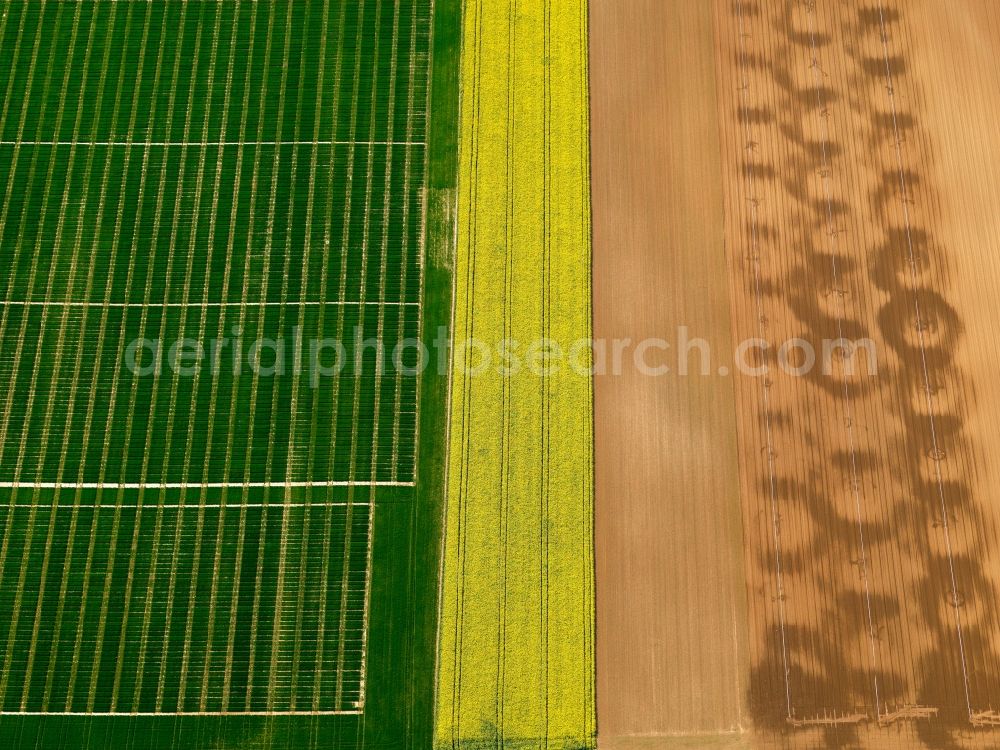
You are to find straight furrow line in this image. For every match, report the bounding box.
[876,0,973,718]
[353,0,404,709]
[283,0,331,712]
[390,0,423,483]
[309,0,352,711]
[0,300,419,307]
[72,0,167,711]
[153,0,221,712]
[495,0,517,733]
[804,1,882,718]
[43,0,142,711]
[260,0,302,712]
[0,503,366,510]
[1,140,424,147]
[26,0,124,712]
[0,482,406,489]
[0,3,46,317]
[0,2,65,621]
[184,0,248,711]
[239,0,284,711]
[217,0,264,710]
[126,0,200,709]
[0,710,362,717]
[578,0,596,728]
[540,0,552,732]
[329,0,371,713]
[733,1,793,720]
[0,0,88,707]
[334,0,389,710]
[446,0,483,735]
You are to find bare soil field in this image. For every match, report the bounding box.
[591,0,749,744]
[593,1,1000,747]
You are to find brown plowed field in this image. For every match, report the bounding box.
[591,0,748,742]
[593,1,1000,747]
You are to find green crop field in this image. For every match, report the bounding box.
[0,0,459,747]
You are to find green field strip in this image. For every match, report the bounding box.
[435,0,596,748]
[0,0,460,746]
[0,0,430,487]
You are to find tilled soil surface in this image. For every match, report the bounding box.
[593,1,1000,747]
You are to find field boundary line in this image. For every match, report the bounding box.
[0,140,425,147]
[0,300,418,307]
[0,481,411,489]
[0,503,366,510]
[0,710,362,717]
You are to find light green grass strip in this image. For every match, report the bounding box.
[435,0,595,747]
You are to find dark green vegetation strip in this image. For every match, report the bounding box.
[0,0,460,747]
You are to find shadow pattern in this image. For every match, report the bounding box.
[724,0,1000,745]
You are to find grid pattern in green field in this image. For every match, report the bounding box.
[0,495,371,714]
[0,0,432,715]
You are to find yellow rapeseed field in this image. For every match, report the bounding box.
[435,0,595,747]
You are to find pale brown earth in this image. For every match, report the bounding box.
[592,1,1000,748]
[591,0,749,744]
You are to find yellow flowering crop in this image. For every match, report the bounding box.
[435,0,595,747]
